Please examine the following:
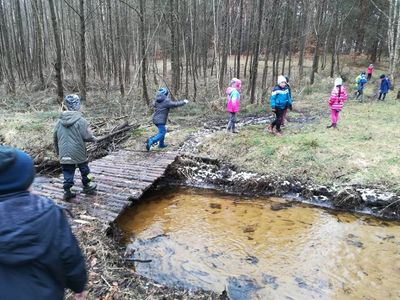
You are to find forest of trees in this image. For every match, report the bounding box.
[0,0,399,104]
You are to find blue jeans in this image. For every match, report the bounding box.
[149,124,167,147]
[61,162,91,191]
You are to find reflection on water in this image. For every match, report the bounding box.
[118,188,400,300]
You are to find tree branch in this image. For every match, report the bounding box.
[63,0,81,16]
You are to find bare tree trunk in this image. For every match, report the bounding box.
[219,0,230,90]
[170,0,180,95]
[298,0,309,81]
[48,0,63,103]
[388,0,400,85]
[139,0,149,105]
[310,0,326,85]
[236,0,243,78]
[79,0,87,101]
[0,0,15,93]
[32,0,45,89]
[15,0,28,82]
[249,0,264,104]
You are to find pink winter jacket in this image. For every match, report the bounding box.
[226,87,240,113]
[367,66,373,74]
[329,85,347,111]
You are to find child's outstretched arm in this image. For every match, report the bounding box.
[166,99,188,109]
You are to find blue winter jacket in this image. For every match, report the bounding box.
[380,78,390,93]
[270,85,292,110]
[0,192,87,300]
[357,76,368,91]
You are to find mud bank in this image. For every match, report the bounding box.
[165,155,400,220]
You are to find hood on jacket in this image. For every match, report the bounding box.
[59,111,81,127]
[272,84,287,92]
[155,94,168,103]
[0,192,58,266]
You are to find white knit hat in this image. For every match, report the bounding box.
[277,75,287,84]
[334,78,343,86]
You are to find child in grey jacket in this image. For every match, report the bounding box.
[146,88,188,151]
[53,94,97,201]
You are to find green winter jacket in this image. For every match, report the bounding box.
[53,111,95,164]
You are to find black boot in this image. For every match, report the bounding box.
[82,182,97,194]
[63,188,77,201]
[327,123,334,128]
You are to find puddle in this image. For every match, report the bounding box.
[118,188,400,299]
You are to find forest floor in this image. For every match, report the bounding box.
[1,58,399,298]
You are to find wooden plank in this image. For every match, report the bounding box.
[89,166,166,182]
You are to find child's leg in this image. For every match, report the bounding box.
[231,113,237,132]
[330,109,336,124]
[152,124,167,147]
[282,108,288,125]
[61,164,76,191]
[78,162,92,186]
[275,109,284,132]
[382,93,387,100]
[334,110,340,124]
[271,113,278,129]
[227,113,234,131]
[158,125,167,147]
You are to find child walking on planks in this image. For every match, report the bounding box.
[146,87,188,151]
[327,78,347,129]
[53,94,97,201]
[226,78,241,133]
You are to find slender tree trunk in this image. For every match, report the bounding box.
[32,0,44,89]
[236,0,243,78]
[219,0,230,90]
[249,0,264,104]
[139,0,149,105]
[48,0,63,103]
[79,0,87,101]
[0,1,15,93]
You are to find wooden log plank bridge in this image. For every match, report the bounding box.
[33,150,178,224]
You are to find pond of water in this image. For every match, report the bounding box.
[118,188,400,299]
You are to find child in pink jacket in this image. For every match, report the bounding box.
[327,78,347,129]
[226,78,241,133]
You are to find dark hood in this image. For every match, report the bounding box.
[59,111,81,127]
[155,94,167,103]
[0,192,58,266]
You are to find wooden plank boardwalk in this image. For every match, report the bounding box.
[33,150,178,223]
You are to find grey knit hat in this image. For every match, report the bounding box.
[64,94,81,111]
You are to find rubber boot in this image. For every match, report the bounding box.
[82,182,97,194]
[63,188,77,201]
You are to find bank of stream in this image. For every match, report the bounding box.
[118,187,400,300]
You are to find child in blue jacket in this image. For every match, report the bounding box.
[267,75,292,136]
[378,74,390,100]
[355,72,368,101]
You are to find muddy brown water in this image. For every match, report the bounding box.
[118,188,400,300]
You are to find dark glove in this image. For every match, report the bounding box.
[288,104,293,111]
